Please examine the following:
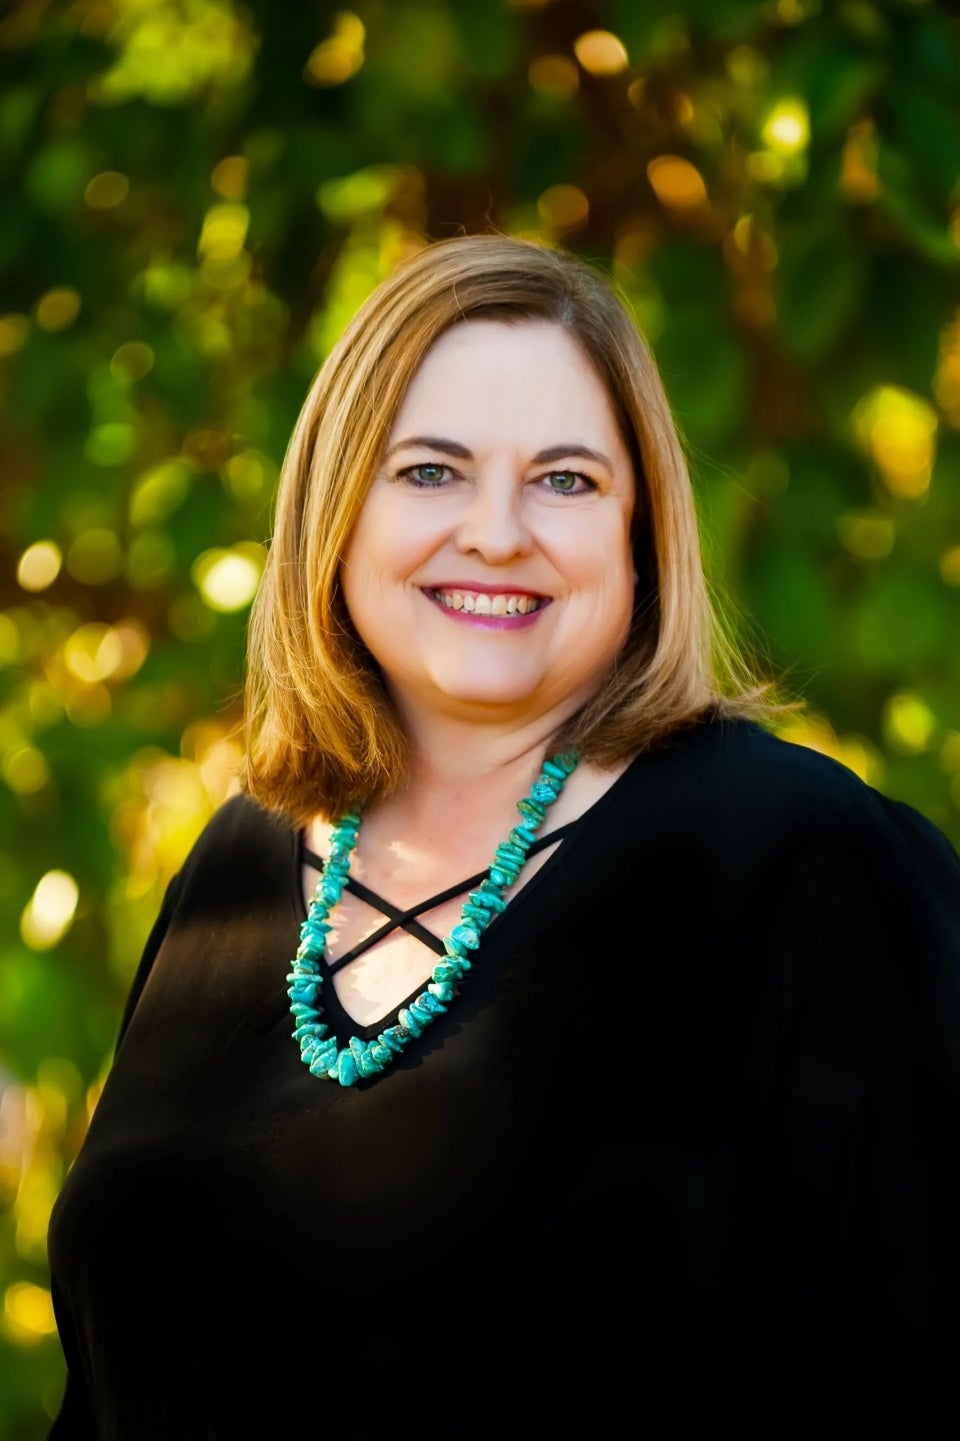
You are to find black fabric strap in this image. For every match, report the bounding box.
[301,821,579,974]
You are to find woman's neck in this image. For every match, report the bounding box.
[372,737,556,841]
[382,698,580,826]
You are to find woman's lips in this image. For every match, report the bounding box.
[422,589,550,629]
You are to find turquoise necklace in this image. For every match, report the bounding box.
[289,750,580,1086]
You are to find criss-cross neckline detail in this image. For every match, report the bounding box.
[301,822,579,976]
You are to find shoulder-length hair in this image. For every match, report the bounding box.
[238,232,787,825]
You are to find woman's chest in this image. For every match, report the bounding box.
[300,841,563,1028]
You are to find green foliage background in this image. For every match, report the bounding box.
[1,0,959,1433]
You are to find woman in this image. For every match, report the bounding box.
[47,234,960,1438]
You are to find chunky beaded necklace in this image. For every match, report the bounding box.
[289,750,580,1086]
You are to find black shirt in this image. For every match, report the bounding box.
[46,717,960,1438]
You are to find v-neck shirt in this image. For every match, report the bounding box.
[298,818,580,1036]
[46,716,960,1439]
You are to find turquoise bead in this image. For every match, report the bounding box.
[301,933,331,953]
[336,1051,359,1086]
[370,1043,393,1066]
[432,961,462,982]
[381,1026,411,1053]
[289,1001,317,1020]
[398,1007,424,1037]
[428,981,456,1002]
[416,992,447,1016]
[288,980,320,1004]
[302,923,331,943]
[293,1021,327,1040]
[450,924,480,950]
[541,759,567,780]
[357,1047,384,1078]
[309,1046,338,1077]
[468,888,507,913]
[530,780,560,804]
[517,797,545,823]
[290,957,321,976]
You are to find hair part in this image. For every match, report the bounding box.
[238,233,793,827]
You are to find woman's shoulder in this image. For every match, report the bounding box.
[627,713,959,874]
[167,789,296,899]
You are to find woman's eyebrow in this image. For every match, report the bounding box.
[384,435,473,460]
[383,436,614,469]
[532,443,613,470]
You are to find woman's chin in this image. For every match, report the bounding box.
[427,672,547,712]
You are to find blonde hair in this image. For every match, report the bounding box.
[239,233,788,825]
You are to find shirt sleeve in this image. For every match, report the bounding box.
[758,789,960,1434]
[113,867,184,1054]
[46,868,185,1439]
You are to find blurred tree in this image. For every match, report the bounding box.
[1,0,959,1433]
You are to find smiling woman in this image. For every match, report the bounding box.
[46,234,960,1439]
[234,234,777,827]
[340,321,637,730]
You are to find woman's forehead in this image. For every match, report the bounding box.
[390,319,624,440]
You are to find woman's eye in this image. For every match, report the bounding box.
[398,462,451,488]
[543,470,594,495]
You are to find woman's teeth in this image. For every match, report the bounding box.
[431,590,543,615]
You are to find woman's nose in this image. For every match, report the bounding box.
[453,480,534,562]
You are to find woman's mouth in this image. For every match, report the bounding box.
[422,588,550,628]
[427,588,545,615]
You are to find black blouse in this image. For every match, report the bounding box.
[46,717,960,1439]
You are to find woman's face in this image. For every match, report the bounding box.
[340,319,637,732]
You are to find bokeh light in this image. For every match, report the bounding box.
[110,342,154,382]
[84,171,130,210]
[528,54,580,97]
[35,289,81,332]
[883,693,939,754]
[4,1283,57,1343]
[852,386,939,499]
[191,544,265,612]
[17,543,62,593]
[573,30,629,75]
[647,155,708,210]
[305,12,365,86]
[211,155,248,199]
[762,98,810,154]
[941,547,960,586]
[20,872,80,951]
[0,314,30,355]
[537,184,589,231]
